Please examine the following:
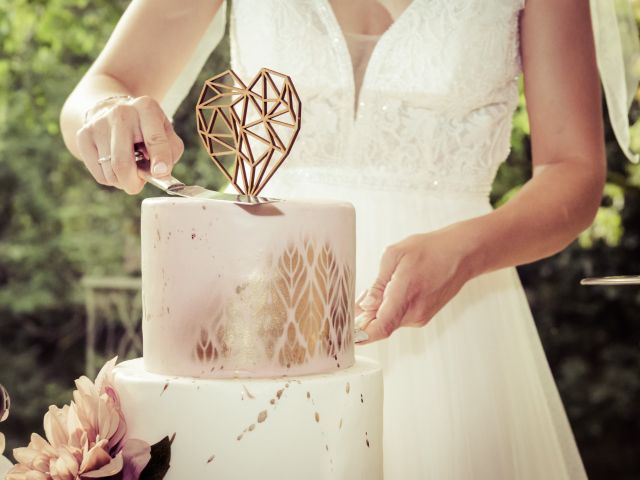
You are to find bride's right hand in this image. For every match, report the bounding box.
[76,95,184,194]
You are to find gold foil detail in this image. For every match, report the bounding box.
[192,309,224,365]
[192,238,353,371]
[242,385,255,400]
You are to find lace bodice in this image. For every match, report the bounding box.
[229,0,524,195]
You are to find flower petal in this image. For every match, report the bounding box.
[26,471,49,480]
[108,415,127,452]
[5,464,28,479]
[50,447,80,480]
[6,464,48,480]
[94,358,118,395]
[79,441,111,474]
[81,452,123,478]
[120,439,151,480]
[31,454,49,474]
[103,387,119,406]
[73,393,99,444]
[44,406,70,448]
[75,377,98,398]
[58,448,80,477]
[12,447,38,466]
[28,433,56,457]
[96,398,118,443]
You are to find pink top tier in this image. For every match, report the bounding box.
[142,197,355,378]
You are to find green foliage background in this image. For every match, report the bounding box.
[0,1,639,478]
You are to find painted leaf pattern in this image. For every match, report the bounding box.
[193,238,353,370]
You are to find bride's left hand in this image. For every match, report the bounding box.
[355,226,475,344]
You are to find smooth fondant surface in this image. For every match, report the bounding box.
[142,197,356,378]
[113,357,383,480]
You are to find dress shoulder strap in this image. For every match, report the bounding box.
[160,1,228,119]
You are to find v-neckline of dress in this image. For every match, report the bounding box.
[320,0,419,119]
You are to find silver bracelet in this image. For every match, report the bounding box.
[83,94,134,124]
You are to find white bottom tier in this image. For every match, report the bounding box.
[113,357,383,480]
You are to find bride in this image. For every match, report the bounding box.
[60,0,606,477]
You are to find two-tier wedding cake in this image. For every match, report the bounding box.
[110,67,383,479]
[112,197,383,479]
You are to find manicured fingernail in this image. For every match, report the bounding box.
[354,329,369,343]
[152,162,168,176]
[355,312,373,330]
[360,294,378,309]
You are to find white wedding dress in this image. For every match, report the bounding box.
[164,0,588,478]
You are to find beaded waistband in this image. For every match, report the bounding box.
[273,167,493,197]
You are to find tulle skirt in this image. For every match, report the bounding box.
[258,170,587,479]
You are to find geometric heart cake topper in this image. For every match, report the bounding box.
[195,68,302,196]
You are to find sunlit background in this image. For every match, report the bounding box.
[1,1,639,478]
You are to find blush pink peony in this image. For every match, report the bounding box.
[7,358,150,480]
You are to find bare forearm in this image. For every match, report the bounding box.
[457,0,607,278]
[459,158,605,277]
[59,0,223,160]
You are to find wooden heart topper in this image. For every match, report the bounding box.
[195,68,302,196]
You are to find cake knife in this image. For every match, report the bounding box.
[134,150,279,205]
[580,275,640,286]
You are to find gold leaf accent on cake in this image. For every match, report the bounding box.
[294,238,320,358]
[193,308,224,366]
[317,243,339,357]
[305,237,314,265]
[195,327,215,363]
[300,273,323,357]
[192,237,353,372]
[276,242,307,308]
[332,263,353,351]
[278,323,306,367]
[258,281,288,360]
[344,264,355,346]
[274,243,308,366]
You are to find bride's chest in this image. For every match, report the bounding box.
[230,0,524,103]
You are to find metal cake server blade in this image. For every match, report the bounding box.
[135,151,279,205]
[353,329,369,343]
[580,275,640,286]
